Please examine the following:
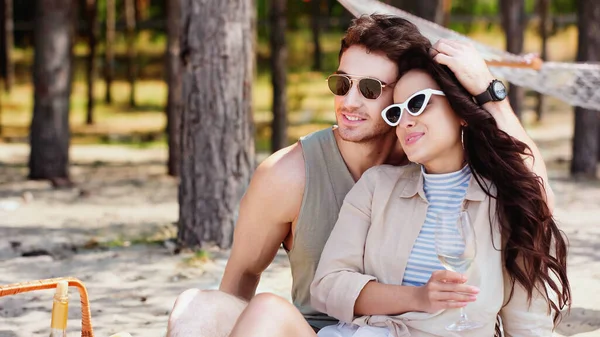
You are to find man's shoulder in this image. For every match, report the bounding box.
[253,142,305,192]
[298,127,332,144]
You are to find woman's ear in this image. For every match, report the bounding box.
[461,120,468,127]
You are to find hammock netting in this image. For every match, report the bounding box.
[338,0,600,111]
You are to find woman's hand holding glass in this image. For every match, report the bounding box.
[415,270,479,314]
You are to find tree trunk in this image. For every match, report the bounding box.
[29,0,75,182]
[270,0,287,152]
[390,0,414,12]
[178,0,256,249]
[166,0,182,177]
[571,0,599,178]
[598,114,600,160]
[414,0,444,24]
[0,0,9,135]
[0,0,13,93]
[85,0,97,125]
[135,0,150,22]
[500,0,526,120]
[0,0,5,96]
[442,0,452,27]
[104,0,115,104]
[535,0,549,122]
[310,0,322,71]
[125,0,136,107]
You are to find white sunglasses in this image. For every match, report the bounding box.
[381,88,446,126]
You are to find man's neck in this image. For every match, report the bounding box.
[333,129,407,182]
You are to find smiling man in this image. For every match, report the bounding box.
[167,15,419,336]
[167,14,554,337]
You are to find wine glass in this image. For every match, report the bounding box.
[434,211,484,331]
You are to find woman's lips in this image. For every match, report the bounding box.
[405,132,425,145]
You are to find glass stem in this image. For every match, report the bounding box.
[459,307,469,322]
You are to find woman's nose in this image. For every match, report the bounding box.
[399,111,416,129]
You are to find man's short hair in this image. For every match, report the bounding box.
[339,14,432,69]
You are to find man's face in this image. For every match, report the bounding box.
[333,45,398,143]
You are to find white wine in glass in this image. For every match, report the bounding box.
[435,211,484,331]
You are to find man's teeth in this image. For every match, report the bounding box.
[346,115,362,121]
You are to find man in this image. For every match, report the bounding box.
[168,15,554,337]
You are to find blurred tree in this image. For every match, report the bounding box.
[104,0,115,104]
[571,0,599,178]
[29,0,76,184]
[387,0,409,11]
[270,0,287,152]
[135,0,150,21]
[178,0,256,249]
[442,0,452,26]
[534,0,549,122]
[85,0,98,125]
[310,0,322,71]
[415,0,445,25]
[166,0,181,177]
[551,0,576,13]
[125,0,136,107]
[0,0,13,93]
[500,0,526,120]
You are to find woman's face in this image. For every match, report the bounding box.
[392,69,465,173]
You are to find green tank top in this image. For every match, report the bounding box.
[286,127,355,329]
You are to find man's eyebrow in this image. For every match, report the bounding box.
[335,70,390,84]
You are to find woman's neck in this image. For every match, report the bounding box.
[423,148,466,174]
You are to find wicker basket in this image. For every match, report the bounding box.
[0,277,94,337]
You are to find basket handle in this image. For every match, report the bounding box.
[0,277,94,337]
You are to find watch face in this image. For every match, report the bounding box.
[492,81,507,100]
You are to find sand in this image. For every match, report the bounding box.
[0,110,599,336]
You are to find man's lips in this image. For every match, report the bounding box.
[342,113,366,122]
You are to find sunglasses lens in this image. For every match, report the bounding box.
[407,94,426,114]
[358,78,382,99]
[384,106,402,124]
[328,75,351,96]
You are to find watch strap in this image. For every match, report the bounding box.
[474,89,493,106]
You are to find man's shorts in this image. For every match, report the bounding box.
[316,323,391,337]
[306,318,337,333]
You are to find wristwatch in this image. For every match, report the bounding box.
[474,79,507,106]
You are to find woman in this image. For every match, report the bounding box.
[309,46,571,336]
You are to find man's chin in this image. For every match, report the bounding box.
[338,124,395,140]
[336,126,365,142]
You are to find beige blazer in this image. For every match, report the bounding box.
[310,164,553,337]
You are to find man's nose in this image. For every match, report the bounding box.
[343,81,363,109]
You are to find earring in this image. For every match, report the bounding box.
[461,127,465,150]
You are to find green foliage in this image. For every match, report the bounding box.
[551,0,576,14]
[452,0,498,16]
[182,249,212,266]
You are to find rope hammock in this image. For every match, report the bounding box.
[338,0,600,111]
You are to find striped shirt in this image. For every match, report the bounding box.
[401,165,472,287]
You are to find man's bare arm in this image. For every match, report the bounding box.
[219,144,305,301]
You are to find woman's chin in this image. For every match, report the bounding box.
[406,154,424,165]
